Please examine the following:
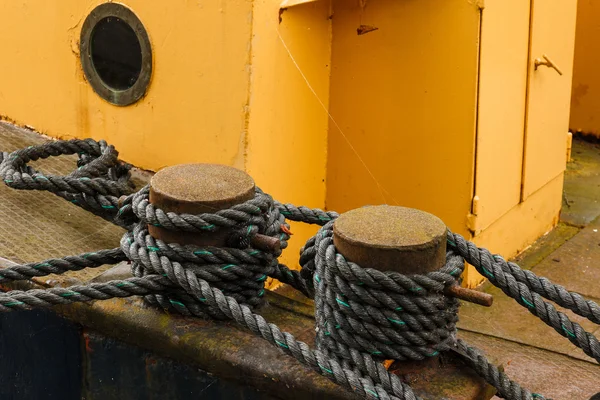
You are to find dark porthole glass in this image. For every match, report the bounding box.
[91,16,143,90]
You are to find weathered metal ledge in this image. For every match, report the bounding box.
[0,257,350,400]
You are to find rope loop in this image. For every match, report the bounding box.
[0,138,134,224]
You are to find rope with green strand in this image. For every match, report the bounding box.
[1,138,599,400]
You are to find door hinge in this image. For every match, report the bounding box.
[467,196,481,235]
[471,195,480,215]
[470,0,485,11]
[566,131,573,163]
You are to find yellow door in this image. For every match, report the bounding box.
[472,0,531,234]
[521,0,578,200]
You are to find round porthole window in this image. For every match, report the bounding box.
[80,3,152,106]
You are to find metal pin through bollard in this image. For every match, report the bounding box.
[333,205,493,306]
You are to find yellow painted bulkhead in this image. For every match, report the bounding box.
[0,0,332,276]
[325,0,576,285]
[0,0,579,287]
[325,0,480,280]
[246,1,332,273]
[0,0,254,170]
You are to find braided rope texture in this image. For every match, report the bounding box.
[0,138,598,400]
[0,139,134,226]
[448,232,600,364]
[309,221,463,362]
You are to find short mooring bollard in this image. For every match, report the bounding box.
[332,205,496,400]
[147,163,279,251]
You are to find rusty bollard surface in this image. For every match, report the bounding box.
[148,164,279,252]
[333,205,496,400]
[333,205,447,274]
[148,163,256,247]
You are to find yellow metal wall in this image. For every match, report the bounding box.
[570,0,600,135]
[246,0,331,276]
[521,0,577,200]
[470,0,576,285]
[325,0,480,242]
[326,0,480,233]
[0,0,331,274]
[0,0,254,170]
[0,0,578,288]
[324,0,575,286]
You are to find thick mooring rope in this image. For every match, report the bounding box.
[307,220,463,362]
[127,186,282,314]
[448,233,600,363]
[0,138,598,400]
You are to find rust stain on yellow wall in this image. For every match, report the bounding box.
[570,0,600,135]
[571,84,589,109]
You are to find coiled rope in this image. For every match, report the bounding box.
[0,138,598,400]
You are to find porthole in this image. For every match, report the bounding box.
[80,3,152,106]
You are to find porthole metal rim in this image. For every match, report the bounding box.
[80,3,152,107]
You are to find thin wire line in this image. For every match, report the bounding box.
[275,27,399,206]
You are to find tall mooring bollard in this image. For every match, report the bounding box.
[332,205,496,400]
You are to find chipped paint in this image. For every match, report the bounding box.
[571,84,589,108]
[356,24,378,35]
[280,0,318,7]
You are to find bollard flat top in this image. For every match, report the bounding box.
[334,206,446,248]
[333,205,447,274]
[150,164,255,214]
